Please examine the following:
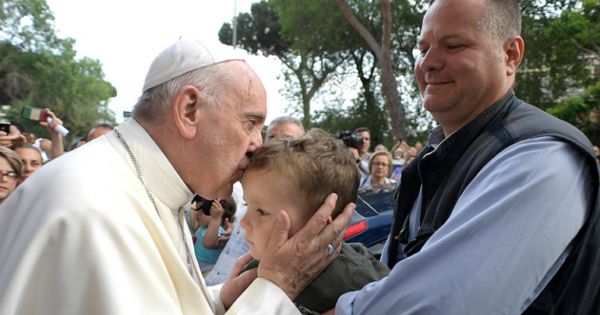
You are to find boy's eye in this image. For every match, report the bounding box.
[257,208,268,216]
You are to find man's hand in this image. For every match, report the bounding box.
[220,253,258,309]
[257,193,355,299]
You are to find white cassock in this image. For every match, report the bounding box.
[0,119,298,315]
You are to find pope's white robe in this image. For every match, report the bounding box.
[0,119,298,315]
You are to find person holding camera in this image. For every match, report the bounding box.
[352,127,372,179]
[192,196,236,274]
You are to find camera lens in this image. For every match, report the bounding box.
[201,200,213,215]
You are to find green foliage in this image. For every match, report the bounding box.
[219,0,344,128]
[219,0,598,143]
[547,81,600,144]
[0,0,116,142]
[219,1,290,56]
[313,88,390,146]
[518,0,599,110]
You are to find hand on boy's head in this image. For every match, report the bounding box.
[256,193,356,299]
[220,252,257,310]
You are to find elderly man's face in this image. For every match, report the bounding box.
[193,62,267,199]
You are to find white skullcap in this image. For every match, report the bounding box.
[142,39,245,92]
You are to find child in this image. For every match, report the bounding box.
[192,196,235,274]
[240,128,390,314]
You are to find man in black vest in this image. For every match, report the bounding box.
[326,0,600,314]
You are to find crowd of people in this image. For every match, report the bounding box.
[0,108,65,204]
[0,112,113,205]
[0,0,599,314]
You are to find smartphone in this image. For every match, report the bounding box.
[21,106,48,122]
[0,122,10,134]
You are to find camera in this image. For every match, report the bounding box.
[0,122,11,134]
[192,195,214,215]
[337,131,364,150]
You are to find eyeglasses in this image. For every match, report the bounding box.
[372,162,389,167]
[0,171,19,180]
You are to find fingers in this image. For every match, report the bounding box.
[221,253,258,309]
[223,218,233,233]
[264,210,291,254]
[299,193,338,237]
[230,252,255,278]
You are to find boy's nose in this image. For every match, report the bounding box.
[240,215,249,230]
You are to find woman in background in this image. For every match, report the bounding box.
[0,147,22,204]
[359,150,396,193]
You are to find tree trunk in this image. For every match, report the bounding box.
[336,0,407,141]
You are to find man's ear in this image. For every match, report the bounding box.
[504,36,525,76]
[172,85,202,139]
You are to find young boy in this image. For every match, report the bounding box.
[240,128,390,314]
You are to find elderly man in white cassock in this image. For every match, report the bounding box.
[0,39,353,315]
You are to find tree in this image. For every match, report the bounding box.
[335,0,429,141]
[547,81,600,145]
[0,0,116,141]
[518,0,599,110]
[219,0,344,128]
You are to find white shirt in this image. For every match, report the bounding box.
[0,119,298,315]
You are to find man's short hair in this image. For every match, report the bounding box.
[132,63,237,123]
[0,147,22,178]
[479,0,522,42]
[353,127,370,135]
[247,128,358,219]
[267,116,305,135]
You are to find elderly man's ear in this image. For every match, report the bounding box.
[172,85,204,139]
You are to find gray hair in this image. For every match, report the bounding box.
[267,116,305,135]
[132,62,239,123]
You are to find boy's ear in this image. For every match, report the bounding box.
[504,36,525,76]
[172,85,202,139]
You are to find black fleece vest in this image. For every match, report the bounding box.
[387,91,600,314]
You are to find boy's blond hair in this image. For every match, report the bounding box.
[247,128,358,219]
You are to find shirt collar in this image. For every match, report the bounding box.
[114,119,194,210]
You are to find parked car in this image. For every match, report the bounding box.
[343,188,396,258]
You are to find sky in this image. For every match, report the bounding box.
[47,0,288,124]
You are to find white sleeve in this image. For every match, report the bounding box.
[226,278,300,315]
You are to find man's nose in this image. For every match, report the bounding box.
[248,130,263,152]
[418,48,443,72]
